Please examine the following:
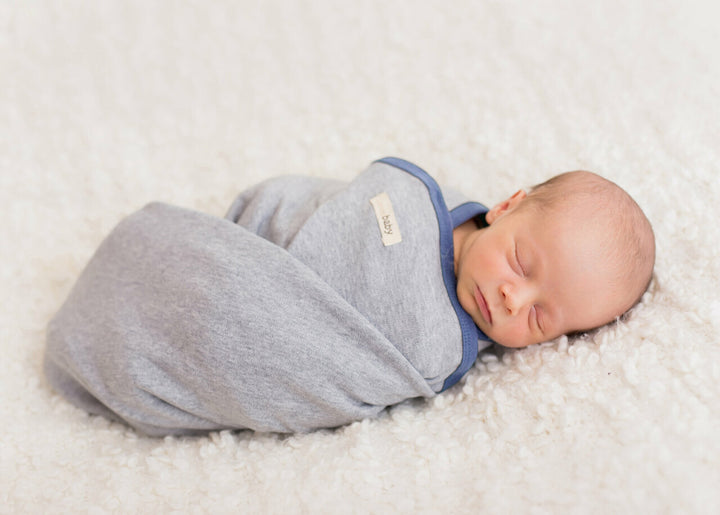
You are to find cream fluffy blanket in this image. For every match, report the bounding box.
[3,1,719,512]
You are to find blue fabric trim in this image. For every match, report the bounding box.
[374,157,489,392]
[450,201,489,228]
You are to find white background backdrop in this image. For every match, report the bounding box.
[2,1,720,512]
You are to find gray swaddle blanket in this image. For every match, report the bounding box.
[44,157,492,436]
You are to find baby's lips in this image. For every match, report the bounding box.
[474,285,492,324]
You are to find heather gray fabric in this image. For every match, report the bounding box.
[44,159,491,436]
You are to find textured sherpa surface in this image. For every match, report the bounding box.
[2,0,720,513]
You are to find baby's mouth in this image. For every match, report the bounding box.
[474,285,493,325]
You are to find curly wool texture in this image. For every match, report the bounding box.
[2,0,720,512]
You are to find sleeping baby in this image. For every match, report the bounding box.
[44,157,655,436]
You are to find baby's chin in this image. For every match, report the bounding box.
[495,339,534,349]
[482,328,537,349]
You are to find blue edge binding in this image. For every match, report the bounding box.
[374,157,493,392]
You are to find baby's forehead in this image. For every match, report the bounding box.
[527,194,617,234]
[518,207,613,262]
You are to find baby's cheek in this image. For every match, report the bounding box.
[496,322,533,348]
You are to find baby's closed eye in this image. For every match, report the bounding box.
[512,242,526,277]
[530,305,544,334]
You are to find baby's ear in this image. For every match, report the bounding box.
[486,190,527,225]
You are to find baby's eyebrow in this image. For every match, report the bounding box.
[523,234,545,275]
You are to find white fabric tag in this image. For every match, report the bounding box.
[370,192,402,246]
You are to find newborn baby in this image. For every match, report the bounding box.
[44,158,655,436]
[454,170,655,349]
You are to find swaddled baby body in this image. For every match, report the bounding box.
[44,157,654,435]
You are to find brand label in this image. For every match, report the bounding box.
[370,192,402,246]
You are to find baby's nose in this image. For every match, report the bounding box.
[500,284,529,315]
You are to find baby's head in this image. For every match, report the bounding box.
[453,170,655,348]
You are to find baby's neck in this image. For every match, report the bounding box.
[452,220,480,274]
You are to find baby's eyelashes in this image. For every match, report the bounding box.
[529,305,539,332]
[532,305,545,334]
[512,243,525,277]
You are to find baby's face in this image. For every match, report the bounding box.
[454,193,628,348]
